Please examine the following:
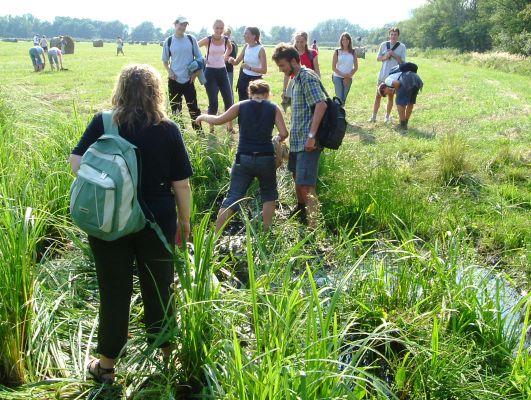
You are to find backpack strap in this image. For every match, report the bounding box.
[386,41,390,50]
[391,41,400,51]
[187,34,195,59]
[102,111,119,137]
[206,35,211,61]
[167,35,172,58]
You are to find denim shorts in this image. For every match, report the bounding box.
[395,86,419,106]
[287,150,321,186]
[221,154,278,210]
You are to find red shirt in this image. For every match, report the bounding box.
[300,49,318,70]
[290,49,318,79]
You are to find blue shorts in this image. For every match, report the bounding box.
[395,86,419,106]
[287,150,321,186]
[221,154,278,210]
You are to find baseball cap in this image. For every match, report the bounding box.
[174,17,189,24]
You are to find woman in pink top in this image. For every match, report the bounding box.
[198,20,234,133]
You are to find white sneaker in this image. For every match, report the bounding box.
[368,115,376,123]
[384,115,392,123]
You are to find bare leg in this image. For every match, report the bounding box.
[299,184,319,228]
[396,105,407,122]
[215,207,235,233]
[262,201,275,230]
[405,103,415,120]
[292,174,304,204]
[386,93,395,119]
[371,94,382,119]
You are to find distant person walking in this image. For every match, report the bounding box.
[29,45,45,72]
[228,27,267,101]
[378,66,423,131]
[224,27,238,96]
[282,31,320,109]
[196,79,288,232]
[70,64,192,384]
[162,16,204,132]
[60,36,66,53]
[198,20,234,134]
[311,39,318,50]
[332,32,358,106]
[369,27,406,123]
[33,34,40,46]
[47,47,64,71]
[272,43,328,228]
[116,37,124,55]
[39,35,48,53]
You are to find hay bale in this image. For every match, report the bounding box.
[355,47,366,59]
[93,40,104,47]
[51,36,75,54]
[141,41,147,46]
[2,38,18,43]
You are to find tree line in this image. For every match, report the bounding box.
[1,3,529,55]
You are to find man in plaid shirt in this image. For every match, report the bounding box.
[272,44,327,228]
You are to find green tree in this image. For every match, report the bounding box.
[310,19,367,45]
[270,26,296,43]
[131,21,157,42]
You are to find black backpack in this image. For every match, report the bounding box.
[314,80,347,150]
[389,62,418,75]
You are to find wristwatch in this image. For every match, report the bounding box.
[308,132,315,139]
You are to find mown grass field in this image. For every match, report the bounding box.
[0,40,530,399]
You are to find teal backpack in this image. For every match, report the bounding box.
[70,111,171,251]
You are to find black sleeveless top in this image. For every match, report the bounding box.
[237,100,276,153]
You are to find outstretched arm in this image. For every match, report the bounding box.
[196,103,240,125]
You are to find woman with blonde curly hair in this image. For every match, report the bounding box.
[69,64,193,384]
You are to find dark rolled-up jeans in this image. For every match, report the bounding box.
[205,67,233,115]
[88,226,175,359]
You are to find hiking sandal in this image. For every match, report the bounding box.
[87,359,115,384]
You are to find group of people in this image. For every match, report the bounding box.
[69,18,422,384]
[29,34,66,72]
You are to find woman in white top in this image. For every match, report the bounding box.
[198,20,235,133]
[228,27,267,101]
[332,32,358,106]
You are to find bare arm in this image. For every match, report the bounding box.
[274,106,289,141]
[197,37,209,47]
[172,178,192,242]
[350,53,358,77]
[69,154,82,174]
[312,55,321,77]
[224,40,232,61]
[229,44,246,65]
[196,103,240,125]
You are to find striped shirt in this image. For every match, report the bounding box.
[290,67,327,152]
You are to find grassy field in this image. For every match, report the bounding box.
[0,41,530,399]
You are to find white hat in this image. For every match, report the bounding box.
[174,16,189,24]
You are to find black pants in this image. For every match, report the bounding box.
[168,79,202,131]
[88,227,175,359]
[237,72,262,101]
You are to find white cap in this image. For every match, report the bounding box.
[174,16,189,24]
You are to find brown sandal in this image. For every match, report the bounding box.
[87,359,115,384]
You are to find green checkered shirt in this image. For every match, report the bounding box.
[290,67,327,152]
